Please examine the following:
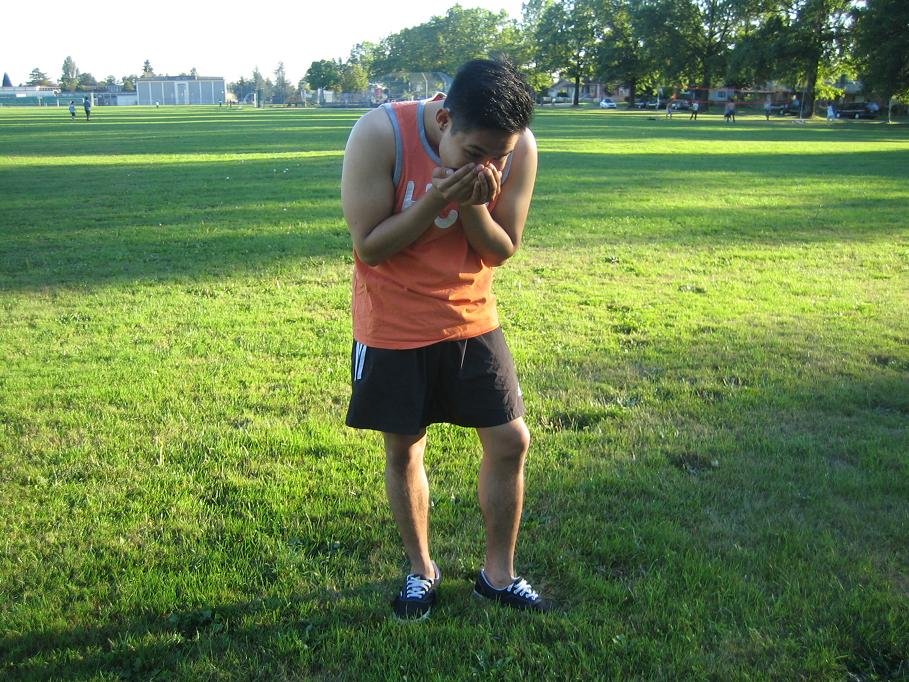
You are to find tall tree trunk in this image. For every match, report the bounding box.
[803,62,818,118]
[573,72,581,106]
[628,77,637,108]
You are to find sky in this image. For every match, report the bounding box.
[3,1,526,87]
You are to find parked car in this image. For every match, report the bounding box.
[836,104,879,119]
[599,98,617,109]
[670,100,690,110]
[769,102,803,116]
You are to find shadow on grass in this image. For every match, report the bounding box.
[1,349,906,678]
[538,148,908,178]
[3,146,906,291]
[0,156,350,291]
[529,148,908,248]
[534,110,909,143]
[0,591,376,679]
[520,341,908,676]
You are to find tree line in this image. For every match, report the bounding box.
[26,0,906,116]
[294,0,906,117]
[29,59,193,94]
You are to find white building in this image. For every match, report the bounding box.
[137,76,226,106]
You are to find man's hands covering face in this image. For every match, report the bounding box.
[431,163,502,206]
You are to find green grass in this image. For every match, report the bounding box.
[1,104,907,680]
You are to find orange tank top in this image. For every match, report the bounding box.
[352,97,506,349]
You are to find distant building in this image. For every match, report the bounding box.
[0,82,60,106]
[137,76,226,105]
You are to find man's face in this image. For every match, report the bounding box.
[438,113,520,173]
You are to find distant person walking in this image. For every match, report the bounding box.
[665,101,673,119]
[69,101,76,120]
[83,97,92,121]
[826,104,836,121]
[764,100,772,120]
[724,99,736,123]
[689,101,699,120]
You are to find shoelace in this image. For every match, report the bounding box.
[506,578,539,601]
[402,574,434,600]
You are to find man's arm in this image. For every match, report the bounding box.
[341,109,480,267]
[458,129,538,267]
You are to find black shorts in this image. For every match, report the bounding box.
[345,327,524,435]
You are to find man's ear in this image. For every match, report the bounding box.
[436,107,452,132]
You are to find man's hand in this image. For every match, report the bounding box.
[431,164,479,204]
[467,164,502,206]
[432,163,503,206]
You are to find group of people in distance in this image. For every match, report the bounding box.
[664,100,701,119]
[68,97,92,121]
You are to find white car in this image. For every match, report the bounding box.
[599,98,617,109]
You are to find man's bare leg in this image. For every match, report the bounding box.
[384,430,435,577]
[476,418,531,588]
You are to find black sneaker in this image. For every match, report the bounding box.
[474,569,550,612]
[392,562,441,620]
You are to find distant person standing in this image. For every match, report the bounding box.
[665,100,673,119]
[724,99,736,123]
[83,96,92,121]
[69,101,76,120]
[689,100,699,120]
[826,104,836,121]
[764,100,772,120]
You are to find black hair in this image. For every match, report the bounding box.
[444,59,534,134]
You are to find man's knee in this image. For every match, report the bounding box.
[384,431,427,470]
[482,420,530,462]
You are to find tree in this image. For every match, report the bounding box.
[305,59,343,91]
[370,6,516,77]
[142,60,154,77]
[853,0,909,122]
[27,68,51,86]
[61,56,79,91]
[77,72,98,91]
[721,0,852,116]
[238,76,253,102]
[725,15,787,88]
[786,0,853,116]
[593,0,661,106]
[121,75,138,92]
[486,4,552,98]
[340,62,368,93]
[682,0,760,93]
[536,0,599,105]
[349,42,381,77]
[273,62,294,104]
[251,67,273,103]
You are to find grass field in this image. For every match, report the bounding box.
[1,104,907,680]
